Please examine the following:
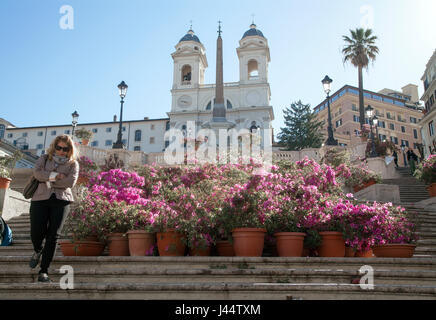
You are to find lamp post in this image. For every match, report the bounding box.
[322,75,338,146]
[365,105,378,157]
[71,111,79,137]
[113,81,128,149]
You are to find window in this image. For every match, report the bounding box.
[430,121,434,136]
[0,125,4,139]
[38,131,43,136]
[135,130,142,142]
[151,124,155,130]
[353,115,360,122]
[105,140,112,146]
[413,129,418,139]
[378,134,387,141]
[335,119,342,128]
[165,121,170,131]
[401,140,409,147]
[149,137,155,144]
[7,133,13,138]
[206,101,212,110]
[389,123,395,130]
[122,127,126,132]
[22,132,28,137]
[181,65,192,83]
[36,144,43,149]
[384,98,394,104]
[410,117,417,124]
[351,104,358,111]
[365,118,370,125]
[373,95,382,102]
[378,121,386,128]
[122,139,127,145]
[165,140,170,148]
[248,59,259,79]
[92,128,98,133]
[401,126,406,133]
[390,136,398,144]
[134,146,141,151]
[64,130,70,134]
[106,128,112,132]
[91,141,98,147]
[227,100,233,109]
[51,130,56,136]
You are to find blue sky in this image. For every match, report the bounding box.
[0,0,435,139]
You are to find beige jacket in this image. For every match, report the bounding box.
[32,155,79,202]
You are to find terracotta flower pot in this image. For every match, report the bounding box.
[372,244,416,258]
[274,232,306,257]
[189,245,211,256]
[127,230,155,256]
[107,233,130,256]
[318,231,345,257]
[156,229,186,256]
[216,240,235,256]
[0,177,12,189]
[59,240,105,256]
[232,228,266,257]
[427,183,436,197]
[353,179,376,193]
[345,246,356,257]
[355,249,374,258]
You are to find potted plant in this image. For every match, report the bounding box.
[371,204,418,258]
[265,196,306,257]
[343,163,382,193]
[413,154,436,197]
[74,128,93,145]
[0,151,23,189]
[126,206,156,256]
[220,175,274,257]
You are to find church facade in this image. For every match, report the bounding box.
[3,24,274,156]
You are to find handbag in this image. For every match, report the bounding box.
[22,155,48,199]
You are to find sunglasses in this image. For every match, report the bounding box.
[55,145,70,152]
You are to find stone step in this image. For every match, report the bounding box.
[1,256,436,271]
[1,282,435,300]
[2,267,436,286]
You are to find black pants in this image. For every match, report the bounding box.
[30,194,70,273]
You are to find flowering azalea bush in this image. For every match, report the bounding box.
[414,154,436,184]
[78,156,99,180]
[338,162,382,188]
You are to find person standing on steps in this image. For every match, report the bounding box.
[406,148,418,176]
[392,150,399,168]
[29,135,79,282]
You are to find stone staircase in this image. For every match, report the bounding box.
[1,204,436,300]
[382,167,431,203]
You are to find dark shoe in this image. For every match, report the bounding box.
[29,250,42,269]
[37,273,50,283]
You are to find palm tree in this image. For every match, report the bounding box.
[342,28,379,130]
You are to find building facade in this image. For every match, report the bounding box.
[3,23,274,156]
[420,49,436,158]
[314,84,424,166]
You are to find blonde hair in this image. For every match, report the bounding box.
[47,135,78,162]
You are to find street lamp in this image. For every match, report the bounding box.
[71,110,79,137]
[365,105,378,157]
[113,81,128,149]
[322,75,338,146]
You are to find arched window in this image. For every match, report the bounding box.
[226,100,233,109]
[0,125,5,139]
[181,65,192,84]
[248,59,259,79]
[206,101,212,110]
[134,130,142,142]
[250,121,258,133]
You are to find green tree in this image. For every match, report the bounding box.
[342,28,379,130]
[277,100,324,151]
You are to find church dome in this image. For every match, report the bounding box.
[242,23,265,39]
[179,29,201,43]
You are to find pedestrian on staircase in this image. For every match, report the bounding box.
[28,135,79,282]
[406,148,418,176]
[392,150,399,168]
